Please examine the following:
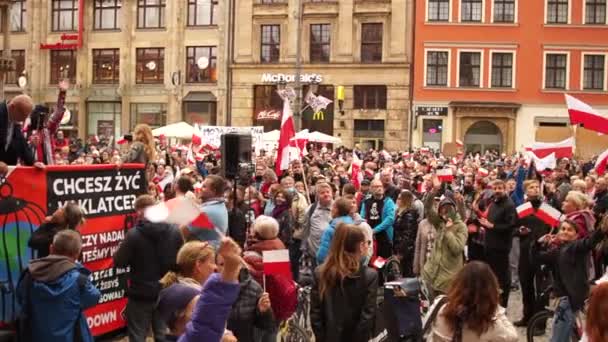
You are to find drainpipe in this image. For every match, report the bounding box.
[225,0,236,125]
[408,0,417,150]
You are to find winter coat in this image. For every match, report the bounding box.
[113,220,184,301]
[393,208,419,257]
[179,273,240,342]
[413,219,436,276]
[243,238,287,285]
[310,266,378,342]
[316,215,355,264]
[226,269,275,342]
[17,255,100,342]
[485,195,517,252]
[422,192,468,293]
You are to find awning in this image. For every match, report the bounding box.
[183,91,216,102]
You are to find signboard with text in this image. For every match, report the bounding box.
[416,106,448,116]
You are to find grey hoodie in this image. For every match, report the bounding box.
[29,255,78,282]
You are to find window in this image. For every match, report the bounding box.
[459,51,481,87]
[354,120,385,138]
[94,0,121,30]
[310,24,330,63]
[184,102,217,125]
[6,50,25,85]
[93,49,120,84]
[50,50,76,84]
[186,46,217,83]
[137,0,165,29]
[547,0,568,24]
[136,48,164,84]
[545,53,567,89]
[188,0,218,26]
[461,0,483,21]
[361,23,382,63]
[130,103,167,129]
[88,102,121,138]
[428,0,450,21]
[426,51,449,86]
[585,0,606,24]
[583,55,605,90]
[493,0,515,22]
[353,86,387,109]
[10,0,26,32]
[491,52,513,88]
[52,0,78,31]
[422,119,443,150]
[261,25,280,63]
[254,85,282,131]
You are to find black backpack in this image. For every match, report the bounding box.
[16,268,89,342]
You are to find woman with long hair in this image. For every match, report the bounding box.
[583,282,608,342]
[28,202,84,258]
[424,261,518,342]
[393,190,420,277]
[310,223,378,342]
[271,187,295,247]
[120,123,157,168]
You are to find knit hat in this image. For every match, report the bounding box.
[157,283,200,326]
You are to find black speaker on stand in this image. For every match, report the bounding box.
[220,133,252,179]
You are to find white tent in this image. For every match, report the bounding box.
[152,122,195,139]
[263,130,280,142]
[308,131,341,144]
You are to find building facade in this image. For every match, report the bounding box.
[230,0,413,150]
[1,0,227,140]
[412,0,608,157]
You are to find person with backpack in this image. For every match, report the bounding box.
[113,195,184,342]
[17,229,100,342]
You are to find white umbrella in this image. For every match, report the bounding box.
[309,131,341,144]
[152,122,196,139]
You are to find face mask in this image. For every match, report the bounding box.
[288,187,296,194]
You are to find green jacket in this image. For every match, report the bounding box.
[421,191,468,293]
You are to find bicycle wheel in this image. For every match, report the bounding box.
[279,322,311,342]
[527,310,553,342]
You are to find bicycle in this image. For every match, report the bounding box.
[526,285,584,342]
[278,285,312,342]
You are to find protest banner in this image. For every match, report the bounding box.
[198,126,264,152]
[0,164,146,336]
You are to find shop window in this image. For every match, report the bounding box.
[184,101,217,126]
[136,48,164,84]
[354,119,384,150]
[353,85,387,109]
[186,46,217,83]
[130,103,167,129]
[253,85,282,132]
[422,119,443,150]
[50,50,77,84]
[88,102,121,138]
[302,85,334,135]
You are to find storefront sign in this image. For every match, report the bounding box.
[256,109,281,121]
[416,106,448,116]
[261,73,323,83]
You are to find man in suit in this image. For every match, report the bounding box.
[0,94,44,172]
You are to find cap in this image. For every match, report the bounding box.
[157,283,200,325]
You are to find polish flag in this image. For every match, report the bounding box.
[526,137,574,159]
[117,135,128,145]
[529,152,557,171]
[290,129,309,157]
[420,147,430,154]
[263,249,292,278]
[192,123,202,146]
[195,153,205,162]
[516,202,534,219]
[455,139,464,147]
[371,256,387,269]
[436,168,454,183]
[275,97,297,176]
[478,167,489,177]
[536,203,562,227]
[144,197,200,226]
[566,94,608,135]
[350,151,363,189]
[594,148,608,176]
[402,152,410,159]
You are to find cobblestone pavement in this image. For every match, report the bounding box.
[506,288,531,342]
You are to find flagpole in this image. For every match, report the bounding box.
[293,0,303,132]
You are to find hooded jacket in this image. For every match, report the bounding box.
[316,215,355,264]
[17,255,100,342]
[113,219,184,301]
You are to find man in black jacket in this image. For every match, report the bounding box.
[114,195,184,342]
[479,179,516,308]
[0,95,36,166]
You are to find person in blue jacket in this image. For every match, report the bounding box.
[360,179,396,259]
[316,197,355,264]
[17,229,100,342]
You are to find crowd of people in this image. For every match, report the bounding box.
[1,87,608,342]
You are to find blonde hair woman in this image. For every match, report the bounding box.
[119,123,157,168]
[160,241,217,290]
[562,191,595,239]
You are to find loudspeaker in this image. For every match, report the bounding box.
[221,133,252,178]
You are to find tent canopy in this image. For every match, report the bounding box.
[152,122,195,139]
[308,131,341,144]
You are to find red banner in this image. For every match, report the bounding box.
[0,164,146,336]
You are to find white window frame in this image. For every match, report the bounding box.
[426,0,453,22]
[542,51,570,90]
[457,49,484,88]
[423,48,452,87]
[490,0,518,23]
[488,50,516,89]
[580,52,608,91]
[459,0,486,22]
[582,0,608,25]
[544,0,572,24]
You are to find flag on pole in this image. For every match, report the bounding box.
[565,94,608,135]
[528,152,557,171]
[595,148,608,176]
[536,203,562,227]
[516,202,534,219]
[525,137,574,159]
[263,249,292,278]
[350,151,363,189]
[275,97,297,176]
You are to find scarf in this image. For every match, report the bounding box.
[272,203,290,219]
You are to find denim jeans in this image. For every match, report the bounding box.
[125,298,167,342]
[551,297,575,342]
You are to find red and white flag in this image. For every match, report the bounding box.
[420,147,430,154]
[350,151,363,189]
[594,148,608,176]
[436,168,454,183]
[565,94,608,135]
[455,139,464,147]
[536,203,562,227]
[275,98,297,176]
[371,256,387,269]
[525,137,574,159]
[290,129,309,157]
[263,249,292,279]
[191,123,202,146]
[117,135,128,145]
[478,167,489,177]
[516,202,534,219]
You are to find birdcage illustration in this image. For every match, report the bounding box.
[0,177,46,324]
